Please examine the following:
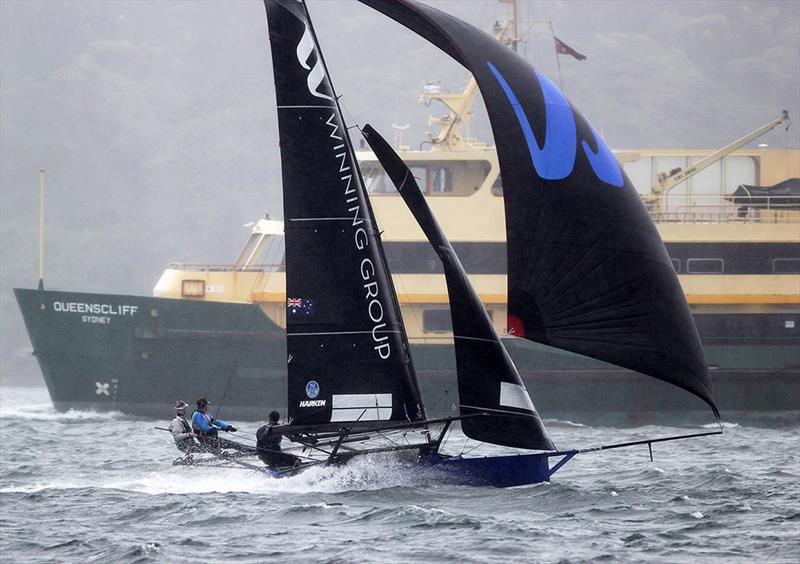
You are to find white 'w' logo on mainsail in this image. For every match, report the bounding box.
[296,24,333,101]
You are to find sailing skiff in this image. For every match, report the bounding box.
[168,0,721,488]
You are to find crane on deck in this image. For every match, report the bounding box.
[652,110,790,196]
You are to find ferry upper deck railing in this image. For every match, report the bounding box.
[167,263,285,272]
[644,194,800,224]
[168,197,798,273]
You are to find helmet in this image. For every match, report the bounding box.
[196,397,212,409]
[175,400,189,412]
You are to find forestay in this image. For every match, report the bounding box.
[358,0,718,418]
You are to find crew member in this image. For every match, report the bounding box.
[168,400,200,459]
[191,397,252,454]
[256,410,300,469]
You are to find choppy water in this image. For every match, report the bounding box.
[0,386,798,563]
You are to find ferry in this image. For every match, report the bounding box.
[14,12,799,426]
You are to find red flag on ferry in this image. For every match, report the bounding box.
[554,36,586,60]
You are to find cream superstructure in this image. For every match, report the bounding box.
[153,143,800,345]
[154,6,799,343]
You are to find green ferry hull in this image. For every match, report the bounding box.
[14,288,800,424]
[14,288,287,420]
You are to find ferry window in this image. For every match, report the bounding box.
[491,174,503,196]
[363,165,395,194]
[773,258,800,274]
[431,166,453,192]
[181,279,205,297]
[372,172,393,193]
[687,258,724,274]
[622,158,652,195]
[670,258,681,273]
[657,156,689,212]
[423,308,493,333]
[688,158,722,204]
[724,157,756,192]
[410,166,427,190]
[246,233,286,272]
[423,309,451,333]
[266,236,286,272]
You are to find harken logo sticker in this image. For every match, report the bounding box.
[299,400,326,408]
[305,380,320,399]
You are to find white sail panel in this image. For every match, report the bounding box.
[330,393,393,422]
[499,382,535,412]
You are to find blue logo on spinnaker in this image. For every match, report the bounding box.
[486,61,623,187]
[487,61,575,180]
[305,380,320,399]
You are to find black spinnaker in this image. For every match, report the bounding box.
[362,124,555,450]
[264,0,424,428]
[358,0,718,419]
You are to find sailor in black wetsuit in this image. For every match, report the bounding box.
[256,411,300,469]
[191,397,254,455]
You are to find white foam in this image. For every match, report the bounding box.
[0,404,124,422]
[113,468,274,495]
[0,468,272,496]
[543,418,588,428]
[690,511,704,519]
[0,453,450,496]
[269,454,447,493]
[702,421,738,429]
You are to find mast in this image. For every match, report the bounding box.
[299,1,426,421]
[263,0,425,426]
[38,169,45,291]
[549,21,565,91]
[499,0,520,53]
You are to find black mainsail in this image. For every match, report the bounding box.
[362,124,555,450]
[359,0,718,418]
[264,0,424,427]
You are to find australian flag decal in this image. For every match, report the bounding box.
[287,297,315,317]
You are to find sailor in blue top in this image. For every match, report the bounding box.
[191,397,253,454]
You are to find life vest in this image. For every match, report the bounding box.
[171,416,195,449]
[178,416,191,434]
[192,410,218,437]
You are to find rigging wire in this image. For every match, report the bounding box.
[374,428,401,448]
[438,419,456,452]
[459,435,469,456]
[209,228,284,420]
[342,106,460,419]
[461,440,488,457]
